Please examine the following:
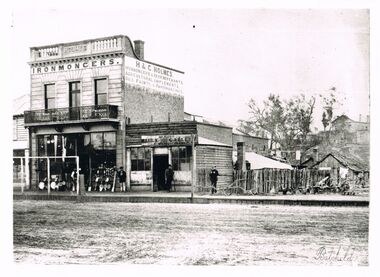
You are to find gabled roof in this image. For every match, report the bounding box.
[13,94,30,116]
[311,151,369,172]
[332,114,352,124]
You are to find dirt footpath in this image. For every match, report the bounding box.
[13,200,368,265]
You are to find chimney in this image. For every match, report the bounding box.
[359,114,362,122]
[134,40,145,60]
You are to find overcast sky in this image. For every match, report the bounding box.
[10,9,369,130]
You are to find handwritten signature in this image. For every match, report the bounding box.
[314,246,355,262]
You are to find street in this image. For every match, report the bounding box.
[13,200,368,265]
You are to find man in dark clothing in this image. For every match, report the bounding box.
[117,166,127,192]
[165,165,174,192]
[210,166,219,194]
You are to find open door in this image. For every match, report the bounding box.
[153,155,169,191]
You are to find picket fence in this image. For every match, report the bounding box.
[195,168,358,194]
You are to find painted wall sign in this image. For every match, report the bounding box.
[31,57,122,74]
[141,135,195,146]
[125,56,184,96]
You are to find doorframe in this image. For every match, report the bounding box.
[152,153,170,192]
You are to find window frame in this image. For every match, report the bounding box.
[94,77,108,106]
[44,83,55,110]
[171,146,192,171]
[68,80,81,108]
[131,148,151,171]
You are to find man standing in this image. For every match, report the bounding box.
[165,164,174,192]
[210,166,219,194]
[117,166,127,192]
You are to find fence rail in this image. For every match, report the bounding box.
[195,168,369,194]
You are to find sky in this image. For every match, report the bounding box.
[9,8,370,130]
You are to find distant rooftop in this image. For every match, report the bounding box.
[13,94,30,116]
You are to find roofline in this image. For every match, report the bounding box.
[30,34,126,50]
[232,132,268,140]
[311,153,368,172]
[195,121,232,130]
[332,114,369,125]
[29,34,184,74]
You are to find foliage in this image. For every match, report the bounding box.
[241,93,315,150]
[319,86,342,131]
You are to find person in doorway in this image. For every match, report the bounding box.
[210,166,219,194]
[117,166,127,192]
[165,165,174,192]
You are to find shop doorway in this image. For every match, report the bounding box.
[153,155,168,191]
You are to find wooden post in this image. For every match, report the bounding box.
[47,158,50,196]
[25,149,30,190]
[89,155,92,191]
[20,158,24,193]
[76,156,80,195]
[150,148,154,192]
[126,148,131,191]
[191,134,196,198]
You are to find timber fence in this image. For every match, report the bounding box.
[196,168,369,194]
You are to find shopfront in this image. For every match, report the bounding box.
[34,131,117,189]
[127,134,195,192]
[126,121,234,192]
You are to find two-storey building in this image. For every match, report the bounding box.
[25,35,234,191]
[25,35,185,188]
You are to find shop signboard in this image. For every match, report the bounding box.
[125,56,184,96]
[141,134,196,147]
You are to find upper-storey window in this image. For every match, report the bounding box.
[95,78,107,105]
[44,84,55,109]
[69,81,81,107]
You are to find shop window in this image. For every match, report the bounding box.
[95,78,108,105]
[44,84,55,109]
[90,132,116,150]
[37,135,63,157]
[131,148,151,171]
[171,146,192,171]
[104,132,116,150]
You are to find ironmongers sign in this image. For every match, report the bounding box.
[141,135,196,146]
[31,57,122,74]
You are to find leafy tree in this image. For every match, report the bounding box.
[241,93,315,151]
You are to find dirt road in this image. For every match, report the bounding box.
[13,200,368,265]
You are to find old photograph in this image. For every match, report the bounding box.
[7,5,375,270]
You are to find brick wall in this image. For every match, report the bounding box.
[125,85,184,124]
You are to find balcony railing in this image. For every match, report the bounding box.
[24,105,118,125]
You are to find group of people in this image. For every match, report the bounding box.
[41,162,220,194]
[89,165,127,192]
